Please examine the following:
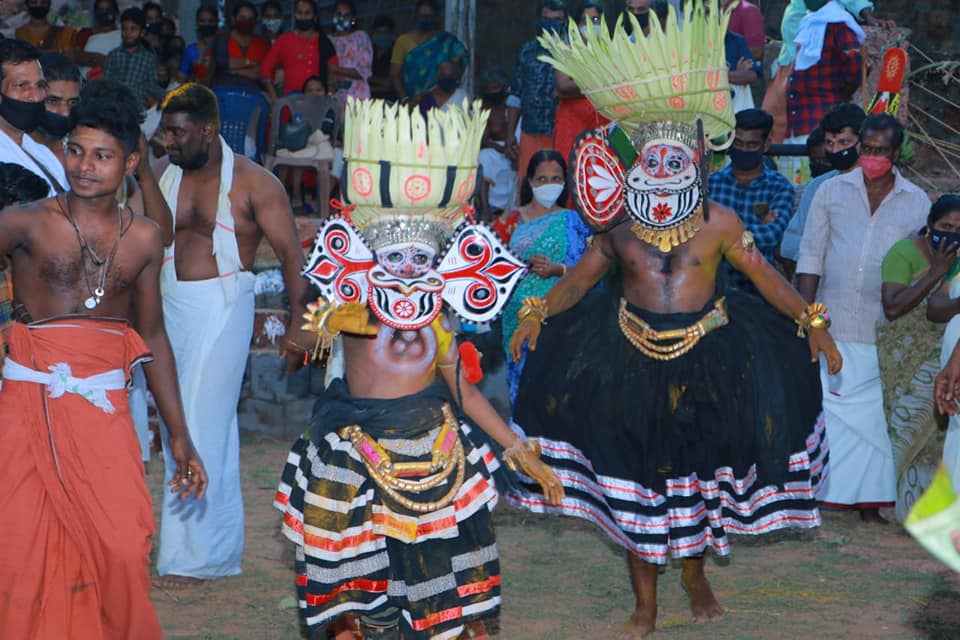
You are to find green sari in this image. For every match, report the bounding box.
[401,31,467,98]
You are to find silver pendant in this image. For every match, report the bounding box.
[94,286,105,298]
[84,296,97,310]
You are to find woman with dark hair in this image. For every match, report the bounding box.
[498,149,593,404]
[328,0,373,102]
[389,0,467,99]
[261,0,338,100]
[878,194,960,520]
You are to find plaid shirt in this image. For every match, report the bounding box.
[787,22,862,137]
[709,164,795,292]
[104,44,158,109]
[507,39,557,136]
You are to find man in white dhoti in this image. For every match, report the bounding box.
[797,113,930,522]
[152,83,311,586]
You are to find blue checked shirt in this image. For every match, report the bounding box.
[709,165,795,293]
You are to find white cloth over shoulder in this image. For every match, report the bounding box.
[156,137,255,579]
[941,276,960,492]
[0,129,68,196]
[793,0,865,71]
[818,340,896,506]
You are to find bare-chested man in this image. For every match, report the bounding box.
[0,84,205,639]
[149,82,311,587]
[508,118,843,638]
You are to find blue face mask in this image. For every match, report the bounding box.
[930,228,960,251]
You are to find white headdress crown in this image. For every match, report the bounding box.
[342,98,489,255]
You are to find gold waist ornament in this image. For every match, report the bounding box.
[338,404,465,514]
[617,297,729,361]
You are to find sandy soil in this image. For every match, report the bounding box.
[148,432,960,640]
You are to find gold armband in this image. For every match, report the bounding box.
[795,302,831,338]
[517,297,548,325]
[502,438,542,473]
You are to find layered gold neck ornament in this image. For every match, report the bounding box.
[630,206,704,253]
[341,98,489,256]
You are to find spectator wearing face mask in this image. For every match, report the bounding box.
[34,52,80,167]
[16,0,77,59]
[327,0,372,102]
[209,1,270,91]
[258,0,285,45]
[260,0,338,101]
[478,68,517,221]
[622,0,652,39]
[104,8,161,111]
[507,0,567,196]
[877,195,960,520]
[390,0,467,101]
[414,60,468,117]
[74,0,121,78]
[796,114,930,524]
[368,15,396,99]
[552,0,610,169]
[780,103,865,271]
[708,108,794,296]
[143,2,165,55]
[178,6,220,83]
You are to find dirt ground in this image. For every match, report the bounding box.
[149,432,960,640]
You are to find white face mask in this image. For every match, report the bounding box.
[263,18,283,32]
[579,23,599,38]
[532,183,564,208]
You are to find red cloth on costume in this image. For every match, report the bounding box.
[0,318,161,640]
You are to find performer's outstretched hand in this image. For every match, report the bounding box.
[510,319,541,363]
[168,437,207,500]
[808,328,842,375]
[506,441,565,506]
[936,345,960,416]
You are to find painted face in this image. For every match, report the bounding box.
[624,140,702,228]
[377,244,436,278]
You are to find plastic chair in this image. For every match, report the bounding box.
[263,94,341,219]
[214,87,270,162]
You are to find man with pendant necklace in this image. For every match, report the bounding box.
[151,83,312,588]
[0,89,206,638]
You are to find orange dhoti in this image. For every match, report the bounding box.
[0,317,161,640]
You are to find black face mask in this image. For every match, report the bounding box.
[146,21,164,34]
[825,145,859,171]
[729,147,764,172]
[810,161,832,178]
[39,109,73,139]
[197,24,217,38]
[623,10,649,35]
[0,94,45,132]
[294,18,315,31]
[437,76,458,92]
[28,4,50,19]
[930,228,960,252]
[94,11,115,27]
[482,91,507,106]
[416,16,437,32]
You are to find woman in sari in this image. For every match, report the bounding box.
[389,0,467,100]
[328,0,373,102]
[879,194,960,520]
[500,150,592,405]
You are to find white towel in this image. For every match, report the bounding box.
[793,0,865,72]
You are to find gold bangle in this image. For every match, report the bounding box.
[502,438,541,472]
[517,297,548,325]
[560,264,567,277]
[795,302,831,338]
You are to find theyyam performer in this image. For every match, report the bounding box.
[275,98,563,640]
[508,2,842,636]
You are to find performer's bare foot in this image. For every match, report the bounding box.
[328,614,363,639]
[151,574,203,590]
[461,620,489,639]
[681,557,724,621]
[859,507,889,524]
[620,604,658,638]
[623,552,659,637]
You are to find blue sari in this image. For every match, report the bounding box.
[501,209,592,408]
[401,31,468,98]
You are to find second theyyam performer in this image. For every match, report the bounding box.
[508,2,842,636]
[274,98,563,639]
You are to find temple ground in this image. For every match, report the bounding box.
[149,431,960,640]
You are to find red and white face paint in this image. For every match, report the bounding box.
[624,139,702,229]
